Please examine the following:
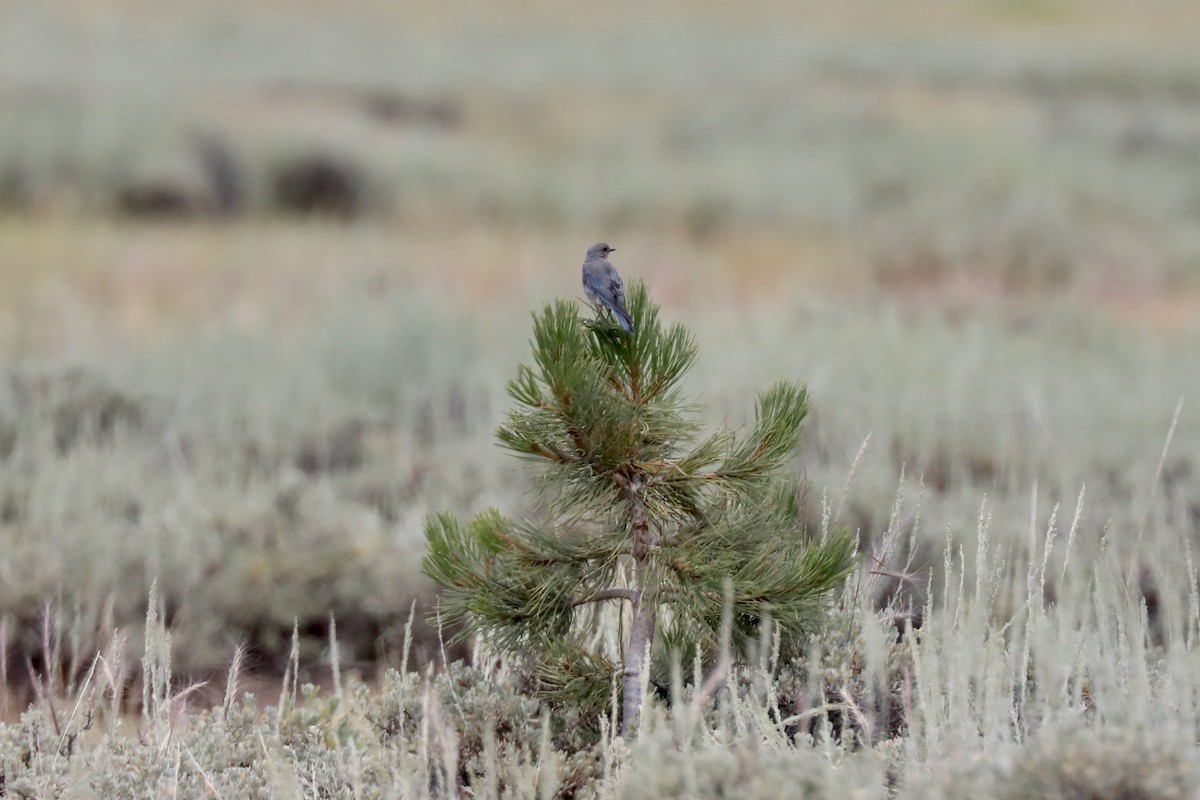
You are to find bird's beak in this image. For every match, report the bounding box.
[609,247,617,252]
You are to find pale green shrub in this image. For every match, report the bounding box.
[904,723,1199,800]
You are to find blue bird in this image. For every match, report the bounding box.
[581,242,634,334]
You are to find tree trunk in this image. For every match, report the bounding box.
[620,474,657,737]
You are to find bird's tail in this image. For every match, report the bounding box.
[613,305,634,335]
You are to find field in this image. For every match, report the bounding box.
[1,1,1200,796]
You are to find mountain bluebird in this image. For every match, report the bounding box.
[581,243,634,334]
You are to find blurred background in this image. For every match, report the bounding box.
[1,0,1198,707]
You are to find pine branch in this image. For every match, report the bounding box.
[532,643,617,719]
[712,382,809,484]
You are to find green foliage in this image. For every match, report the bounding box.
[425,284,855,724]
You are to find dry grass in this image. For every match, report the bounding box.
[3,219,1198,353]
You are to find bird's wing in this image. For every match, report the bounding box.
[583,260,619,299]
[611,267,626,306]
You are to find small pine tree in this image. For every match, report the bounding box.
[423,284,854,735]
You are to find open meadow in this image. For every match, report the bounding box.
[1,1,1199,796]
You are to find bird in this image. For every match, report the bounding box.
[581,242,634,334]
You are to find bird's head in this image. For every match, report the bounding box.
[586,242,615,258]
